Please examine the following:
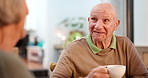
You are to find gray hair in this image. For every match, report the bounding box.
[0,0,23,26]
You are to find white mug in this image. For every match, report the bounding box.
[107,65,126,78]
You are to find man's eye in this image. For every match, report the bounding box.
[104,19,110,23]
[91,18,97,22]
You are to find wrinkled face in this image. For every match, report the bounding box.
[88,3,119,42]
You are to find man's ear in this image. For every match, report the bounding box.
[115,20,120,30]
[88,17,90,22]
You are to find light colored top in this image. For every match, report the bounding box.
[50,35,148,78]
[0,50,35,78]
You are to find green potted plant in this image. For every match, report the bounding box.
[58,17,87,47]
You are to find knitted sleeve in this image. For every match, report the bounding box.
[50,48,74,78]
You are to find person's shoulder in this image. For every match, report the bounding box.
[65,37,86,48]
[0,50,15,59]
[116,35,131,42]
[63,37,86,53]
[0,50,24,67]
[0,50,35,78]
[116,35,133,46]
[0,50,18,60]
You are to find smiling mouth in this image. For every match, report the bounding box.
[93,31,105,34]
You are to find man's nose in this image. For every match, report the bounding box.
[94,20,103,29]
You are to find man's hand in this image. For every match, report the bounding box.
[85,66,109,78]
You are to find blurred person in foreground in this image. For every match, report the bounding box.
[0,0,34,78]
[50,2,148,78]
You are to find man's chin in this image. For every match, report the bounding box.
[93,37,106,42]
[92,34,105,39]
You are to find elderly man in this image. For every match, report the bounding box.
[0,0,34,78]
[50,2,148,78]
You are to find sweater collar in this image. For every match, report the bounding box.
[86,34,116,54]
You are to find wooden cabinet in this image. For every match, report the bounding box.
[143,52,148,67]
[136,46,148,67]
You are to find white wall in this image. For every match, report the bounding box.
[134,0,148,46]
[110,0,126,36]
[25,0,126,68]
